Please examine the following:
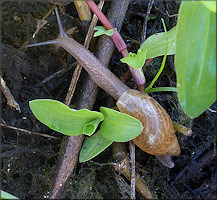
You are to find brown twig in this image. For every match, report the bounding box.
[112,143,155,199]
[141,0,155,44]
[166,10,178,18]
[41,62,77,84]
[0,123,59,140]
[129,141,136,199]
[0,76,21,113]
[173,122,192,136]
[42,4,57,20]
[64,0,104,106]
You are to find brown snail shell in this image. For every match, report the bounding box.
[116,89,180,156]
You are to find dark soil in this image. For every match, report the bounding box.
[1,1,216,199]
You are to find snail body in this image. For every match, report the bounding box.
[28,8,180,157]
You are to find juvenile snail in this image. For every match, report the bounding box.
[28,9,180,162]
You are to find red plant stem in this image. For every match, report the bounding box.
[84,0,146,89]
[84,0,113,29]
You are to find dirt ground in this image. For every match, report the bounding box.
[1,1,216,199]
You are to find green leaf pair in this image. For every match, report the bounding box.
[79,107,143,162]
[94,26,114,37]
[121,26,176,69]
[29,99,143,162]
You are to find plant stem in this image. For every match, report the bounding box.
[146,87,177,93]
[145,19,168,92]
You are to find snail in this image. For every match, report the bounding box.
[27,8,180,166]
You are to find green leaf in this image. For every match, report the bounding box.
[175,1,216,118]
[99,107,143,142]
[29,99,104,136]
[105,29,115,36]
[94,26,114,37]
[140,26,176,59]
[121,26,176,69]
[121,50,147,69]
[146,87,177,93]
[79,131,113,162]
[201,1,216,12]
[1,190,19,199]
[83,118,101,136]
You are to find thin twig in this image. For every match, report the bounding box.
[64,0,105,106]
[141,0,155,44]
[166,10,178,18]
[42,4,57,20]
[41,62,77,84]
[0,76,21,113]
[129,141,136,199]
[173,122,192,136]
[0,123,59,140]
[112,143,155,199]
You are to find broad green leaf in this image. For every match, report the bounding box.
[121,26,176,69]
[175,1,216,118]
[140,26,176,59]
[79,131,113,162]
[29,99,103,136]
[94,26,114,37]
[201,1,216,13]
[1,190,19,199]
[99,107,143,142]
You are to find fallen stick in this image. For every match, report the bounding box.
[0,76,21,113]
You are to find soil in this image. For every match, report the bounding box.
[1,1,216,199]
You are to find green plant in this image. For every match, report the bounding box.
[121,1,216,118]
[93,26,114,37]
[29,99,143,162]
[121,25,176,69]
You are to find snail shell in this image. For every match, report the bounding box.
[116,89,180,156]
